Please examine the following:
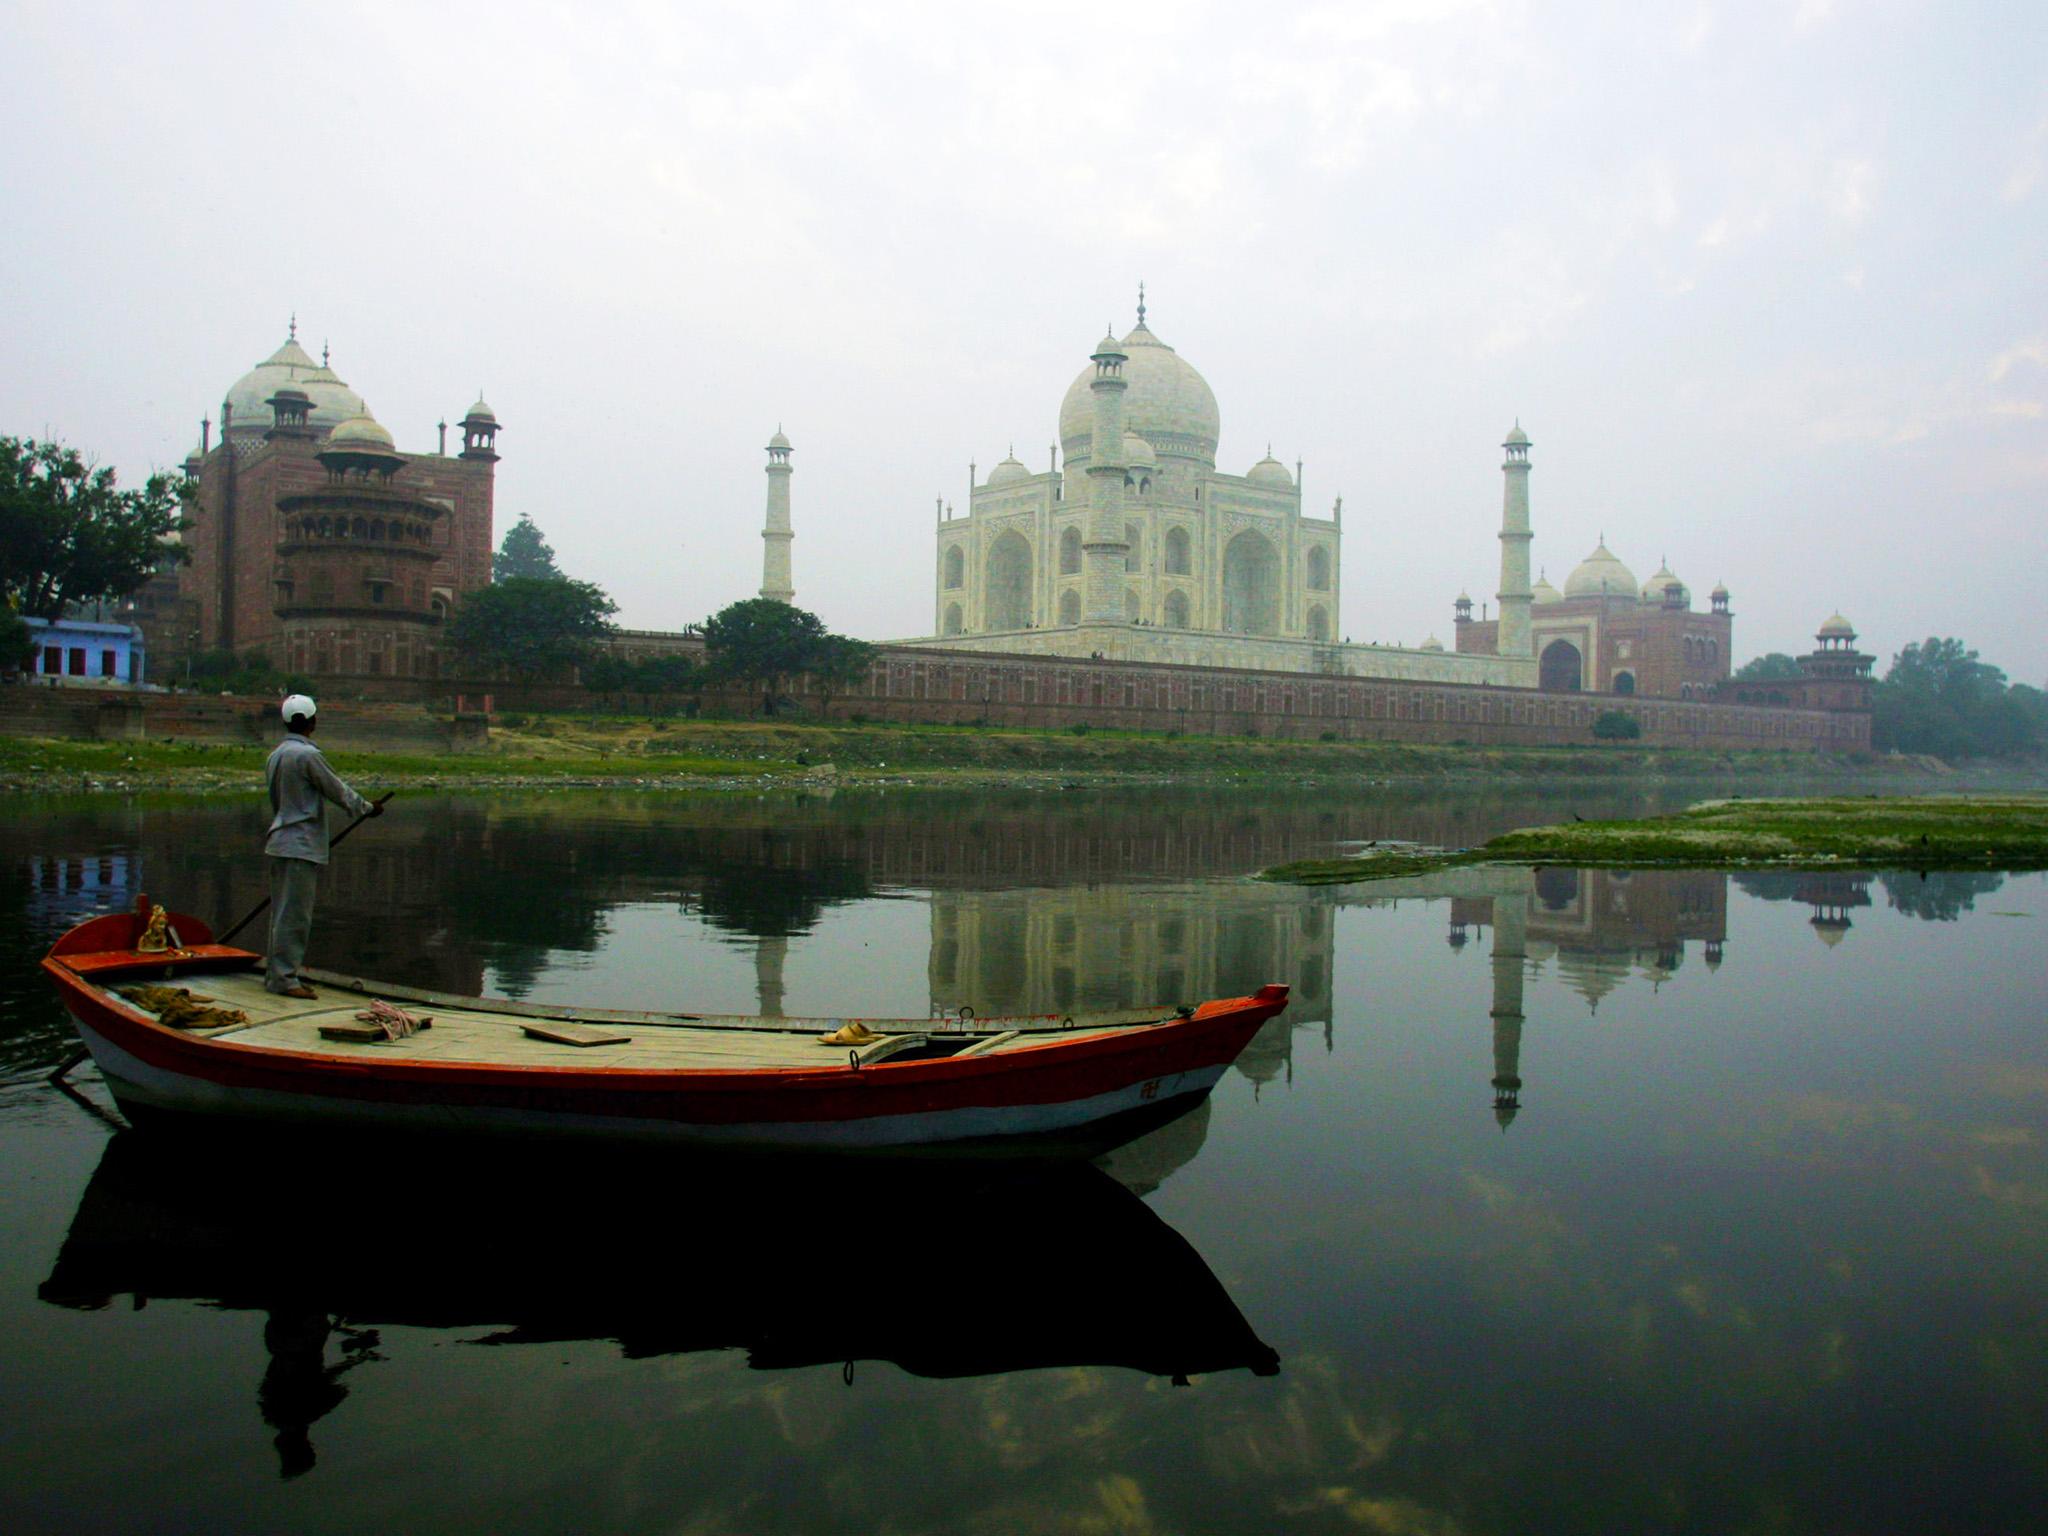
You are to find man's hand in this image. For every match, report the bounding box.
[365,801,385,818]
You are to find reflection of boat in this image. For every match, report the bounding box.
[43,905,1288,1151]
[42,1131,1279,1444]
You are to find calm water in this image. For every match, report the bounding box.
[2,784,2045,1535]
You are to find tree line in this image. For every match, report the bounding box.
[1737,642,2048,759]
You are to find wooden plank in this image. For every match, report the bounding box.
[852,1033,929,1067]
[521,1020,633,1048]
[952,1030,1022,1059]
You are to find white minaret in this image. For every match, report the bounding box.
[761,427,794,604]
[1082,329,1130,624]
[1497,423,1534,657]
[1489,894,1527,1130]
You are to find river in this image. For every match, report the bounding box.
[2,782,2044,1534]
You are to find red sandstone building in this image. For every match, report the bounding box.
[177,327,499,679]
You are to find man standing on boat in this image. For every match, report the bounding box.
[263,695,380,998]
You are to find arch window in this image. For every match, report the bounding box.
[1164,589,1190,628]
[352,517,368,539]
[1125,588,1141,621]
[1164,525,1191,576]
[1307,604,1329,641]
[1540,639,1583,692]
[1125,523,1142,573]
[1139,476,1151,494]
[1221,530,1280,636]
[1306,545,1330,592]
[1058,589,1080,625]
[1613,670,1637,696]
[984,531,1032,630]
[942,544,964,589]
[370,519,386,541]
[1058,526,1082,576]
[943,602,963,636]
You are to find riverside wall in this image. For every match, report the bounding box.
[1,640,1867,754]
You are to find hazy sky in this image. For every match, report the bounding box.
[5,1,2043,678]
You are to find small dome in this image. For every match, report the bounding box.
[1247,451,1292,487]
[1093,330,1125,357]
[1533,573,1563,605]
[328,410,396,451]
[1711,580,1730,598]
[465,396,497,423]
[223,330,366,435]
[1121,434,1156,468]
[987,450,1031,484]
[767,427,791,450]
[1455,589,1473,607]
[1504,422,1530,447]
[1818,612,1856,638]
[1420,634,1445,652]
[1640,563,1688,606]
[1563,541,1639,601]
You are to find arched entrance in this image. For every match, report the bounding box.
[1612,670,1636,696]
[1539,639,1582,692]
[985,532,1032,631]
[1221,530,1280,636]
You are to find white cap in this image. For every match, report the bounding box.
[281,694,317,724]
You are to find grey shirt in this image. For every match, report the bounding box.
[264,735,373,864]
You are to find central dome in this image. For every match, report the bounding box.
[1564,541,1639,601]
[223,331,366,437]
[1059,319,1220,466]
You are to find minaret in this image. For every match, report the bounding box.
[1497,423,1534,657]
[1082,329,1131,624]
[1489,894,1528,1129]
[761,427,794,604]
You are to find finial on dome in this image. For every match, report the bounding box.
[322,341,330,368]
[1137,280,1146,327]
[288,313,297,342]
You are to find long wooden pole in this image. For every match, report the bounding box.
[217,792,395,947]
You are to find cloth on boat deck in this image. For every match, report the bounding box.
[263,736,373,865]
[118,985,250,1031]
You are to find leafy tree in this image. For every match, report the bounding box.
[0,606,30,672]
[492,514,564,584]
[1592,709,1641,741]
[0,437,188,620]
[702,598,832,713]
[1872,637,2046,759]
[584,651,699,711]
[1733,652,1804,681]
[449,576,617,678]
[809,634,877,719]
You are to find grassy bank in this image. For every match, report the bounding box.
[0,713,1978,793]
[1259,794,2048,883]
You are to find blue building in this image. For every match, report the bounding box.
[23,617,147,685]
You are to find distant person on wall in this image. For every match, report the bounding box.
[263,695,380,998]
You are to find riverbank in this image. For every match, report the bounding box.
[0,717,1985,794]
[1259,794,2048,883]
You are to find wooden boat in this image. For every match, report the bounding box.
[43,900,1289,1151]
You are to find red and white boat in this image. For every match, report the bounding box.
[43,901,1288,1152]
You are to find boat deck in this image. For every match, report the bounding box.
[88,966,1176,1075]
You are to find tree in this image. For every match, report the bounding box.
[702,599,831,713]
[1592,709,1641,741]
[1,437,188,620]
[583,650,700,712]
[492,514,564,583]
[449,576,617,678]
[1873,637,2045,759]
[0,605,31,673]
[809,634,877,718]
[1733,653,1804,681]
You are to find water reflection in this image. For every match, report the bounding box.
[41,1115,1276,1481]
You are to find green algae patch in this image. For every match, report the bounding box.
[1259,795,2048,884]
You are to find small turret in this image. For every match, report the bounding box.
[460,395,500,461]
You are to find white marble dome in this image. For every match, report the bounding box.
[223,332,366,435]
[1247,451,1292,487]
[1121,433,1157,468]
[986,450,1031,484]
[1533,572,1563,605]
[1640,563,1688,605]
[326,409,397,451]
[1564,541,1639,600]
[1059,319,1220,465]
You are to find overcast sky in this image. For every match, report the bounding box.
[5,0,2043,678]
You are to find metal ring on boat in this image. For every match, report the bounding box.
[843,1360,855,1386]
[958,1005,974,1023]
[848,1050,860,1072]
[1063,1015,1075,1030]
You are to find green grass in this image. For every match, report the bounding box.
[1259,794,2048,884]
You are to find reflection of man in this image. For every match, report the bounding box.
[264,695,379,998]
[257,1311,381,1480]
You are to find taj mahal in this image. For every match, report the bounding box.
[890,291,1540,688]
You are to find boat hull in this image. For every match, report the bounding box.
[44,911,1287,1151]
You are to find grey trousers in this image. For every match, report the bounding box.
[265,856,322,992]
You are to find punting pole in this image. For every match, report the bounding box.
[216,791,396,947]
